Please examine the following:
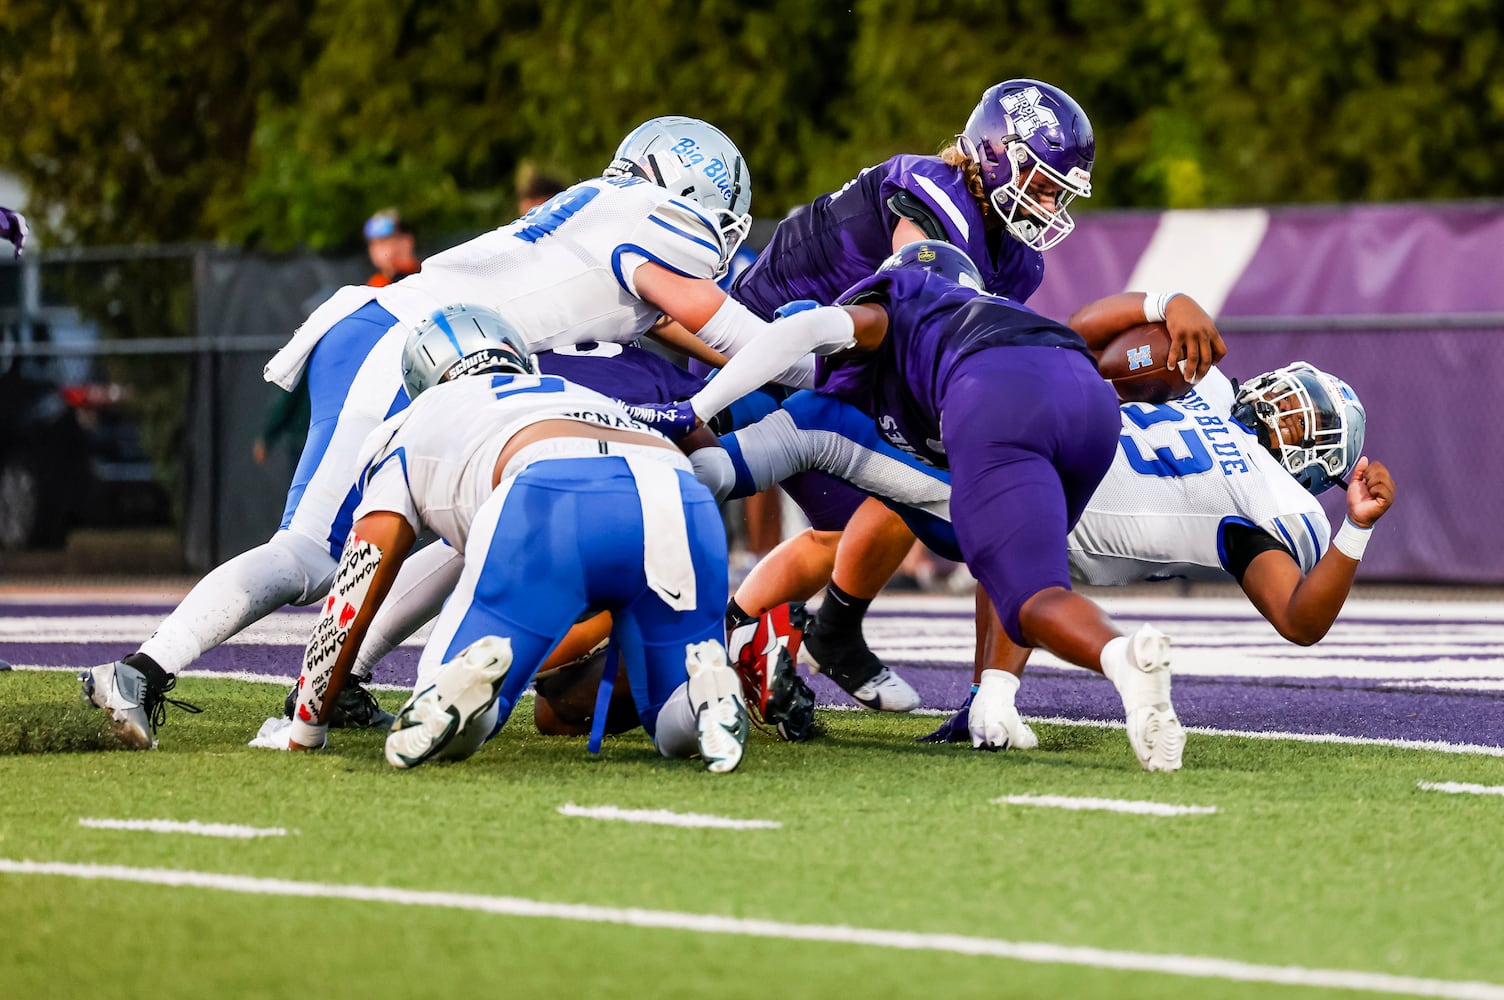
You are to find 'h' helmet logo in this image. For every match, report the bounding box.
[1126,345,1153,371]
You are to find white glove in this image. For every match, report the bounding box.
[969,670,1038,751]
[247,716,325,750]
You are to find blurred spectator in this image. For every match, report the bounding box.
[363,209,421,286]
[517,170,568,216]
[0,207,28,257]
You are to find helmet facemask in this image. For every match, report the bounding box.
[1231,363,1366,495]
[990,141,1091,252]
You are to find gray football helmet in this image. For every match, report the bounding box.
[401,304,534,400]
[604,116,753,272]
[1231,361,1366,495]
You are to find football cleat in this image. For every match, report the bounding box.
[802,617,921,712]
[848,667,922,713]
[80,659,201,750]
[1112,625,1186,772]
[385,636,512,769]
[726,601,817,742]
[685,640,749,774]
[283,677,396,729]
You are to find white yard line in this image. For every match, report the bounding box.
[1417,782,1504,798]
[995,795,1217,817]
[1021,715,1504,759]
[2,859,1502,999]
[78,818,289,839]
[557,803,781,830]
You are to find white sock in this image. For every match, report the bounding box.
[353,540,462,679]
[1098,635,1130,685]
[137,532,335,675]
[651,683,698,759]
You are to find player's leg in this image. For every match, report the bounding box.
[944,347,1184,771]
[801,498,922,711]
[726,391,951,710]
[386,476,590,768]
[617,469,748,772]
[82,303,404,747]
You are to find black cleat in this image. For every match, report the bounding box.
[284,677,396,729]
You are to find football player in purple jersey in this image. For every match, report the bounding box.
[698,81,1219,715]
[664,241,1204,770]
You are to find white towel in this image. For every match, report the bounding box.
[626,457,697,612]
[263,285,378,390]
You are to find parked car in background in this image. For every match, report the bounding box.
[0,305,171,549]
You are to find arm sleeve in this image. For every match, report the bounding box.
[688,306,856,422]
[1220,521,1294,583]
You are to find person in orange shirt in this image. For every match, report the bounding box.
[363,209,421,286]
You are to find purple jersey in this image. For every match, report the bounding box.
[731,155,1044,319]
[814,269,1093,468]
[534,342,703,405]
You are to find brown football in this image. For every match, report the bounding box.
[1094,321,1194,404]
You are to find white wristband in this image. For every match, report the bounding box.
[1142,291,1184,324]
[1332,518,1373,561]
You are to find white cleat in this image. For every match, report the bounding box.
[1113,625,1185,772]
[850,667,922,713]
[385,636,512,769]
[685,640,749,774]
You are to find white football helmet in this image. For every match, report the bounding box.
[604,116,752,275]
[401,304,534,400]
[1232,361,1366,495]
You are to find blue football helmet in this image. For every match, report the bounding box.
[877,240,984,290]
[1231,362,1366,495]
[401,304,534,400]
[956,79,1095,251]
[604,116,752,275]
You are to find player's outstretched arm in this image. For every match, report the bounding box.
[1239,458,1395,645]
[287,510,416,749]
[1069,292,1226,382]
[631,263,867,429]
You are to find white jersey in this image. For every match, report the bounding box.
[354,373,682,551]
[1067,368,1330,585]
[265,177,724,389]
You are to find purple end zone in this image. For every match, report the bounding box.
[7,598,1502,750]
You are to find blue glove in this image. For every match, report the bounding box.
[0,208,28,258]
[774,299,820,320]
[622,400,700,440]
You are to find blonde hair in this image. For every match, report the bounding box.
[940,142,990,218]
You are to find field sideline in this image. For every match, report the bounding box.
[3,588,1503,998]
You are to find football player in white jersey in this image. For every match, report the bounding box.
[82,116,856,749]
[251,305,749,772]
[713,293,1394,751]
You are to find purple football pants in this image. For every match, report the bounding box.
[941,346,1120,645]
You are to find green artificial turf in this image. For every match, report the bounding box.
[2,670,1502,999]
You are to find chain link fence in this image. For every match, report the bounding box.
[2,242,1501,583]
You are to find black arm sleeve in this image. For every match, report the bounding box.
[1221,521,1294,583]
[886,191,949,241]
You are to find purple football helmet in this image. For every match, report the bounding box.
[957,80,1094,251]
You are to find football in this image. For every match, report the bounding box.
[1095,321,1195,404]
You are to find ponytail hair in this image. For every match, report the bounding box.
[940,142,989,218]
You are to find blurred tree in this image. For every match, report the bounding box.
[3,0,1500,245]
[0,0,317,244]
